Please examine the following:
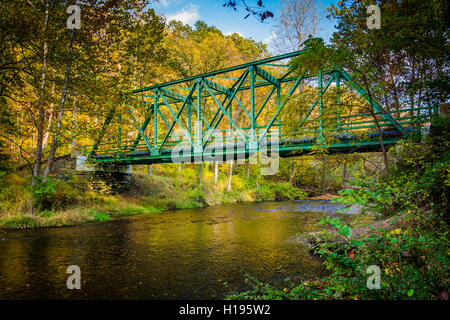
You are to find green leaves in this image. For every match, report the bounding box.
[30,179,57,211]
[288,37,336,76]
[320,216,352,237]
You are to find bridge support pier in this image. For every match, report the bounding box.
[75,155,133,194]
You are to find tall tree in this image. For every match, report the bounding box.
[2,0,164,185]
[328,0,449,109]
[272,0,321,53]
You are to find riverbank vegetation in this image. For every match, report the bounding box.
[227,118,449,300]
[0,159,310,228]
[226,0,449,300]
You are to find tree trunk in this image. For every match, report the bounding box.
[227,160,234,192]
[198,163,202,186]
[72,96,77,149]
[214,162,218,185]
[42,83,55,151]
[362,73,389,177]
[33,108,45,185]
[373,115,389,177]
[342,160,347,186]
[320,158,325,190]
[32,1,49,186]
[42,27,76,179]
[288,158,294,184]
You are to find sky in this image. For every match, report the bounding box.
[151,0,338,51]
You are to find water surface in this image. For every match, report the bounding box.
[0,200,358,299]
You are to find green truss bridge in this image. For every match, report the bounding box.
[81,50,438,166]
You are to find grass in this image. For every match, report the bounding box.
[0,163,307,230]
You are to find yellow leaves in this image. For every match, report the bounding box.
[392,263,401,272]
[385,263,401,275]
[390,228,402,235]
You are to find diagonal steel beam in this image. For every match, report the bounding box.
[258,75,305,144]
[160,87,193,103]
[255,85,277,120]
[130,115,152,152]
[157,88,195,149]
[129,100,155,152]
[158,86,212,131]
[87,105,116,160]
[255,66,279,86]
[158,83,197,152]
[291,75,335,134]
[202,78,230,95]
[336,67,404,134]
[157,106,171,130]
[204,70,249,138]
[128,108,153,153]
[202,77,252,121]
[201,79,248,146]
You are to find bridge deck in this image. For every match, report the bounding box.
[89,128,415,165]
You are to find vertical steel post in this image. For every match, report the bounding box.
[188,102,192,139]
[277,84,281,140]
[336,73,341,130]
[196,80,203,153]
[318,72,324,138]
[118,113,122,157]
[249,65,257,149]
[153,89,158,154]
[228,99,232,131]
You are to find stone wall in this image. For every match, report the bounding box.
[49,152,133,194]
[76,171,133,194]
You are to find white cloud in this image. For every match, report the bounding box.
[225,31,243,37]
[165,4,199,26]
[158,0,181,7]
[264,31,277,44]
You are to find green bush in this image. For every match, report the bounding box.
[52,180,79,209]
[228,213,449,300]
[1,214,36,229]
[30,179,79,211]
[89,209,111,222]
[256,181,306,201]
[228,118,450,300]
[30,179,57,211]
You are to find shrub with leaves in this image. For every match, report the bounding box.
[228,118,450,300]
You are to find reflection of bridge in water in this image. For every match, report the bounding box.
[81,50,437,166]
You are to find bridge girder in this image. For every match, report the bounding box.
[84,50,434,164]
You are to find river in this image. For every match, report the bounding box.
[0,200,360,299]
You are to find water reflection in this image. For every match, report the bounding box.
[0,200,359,299]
